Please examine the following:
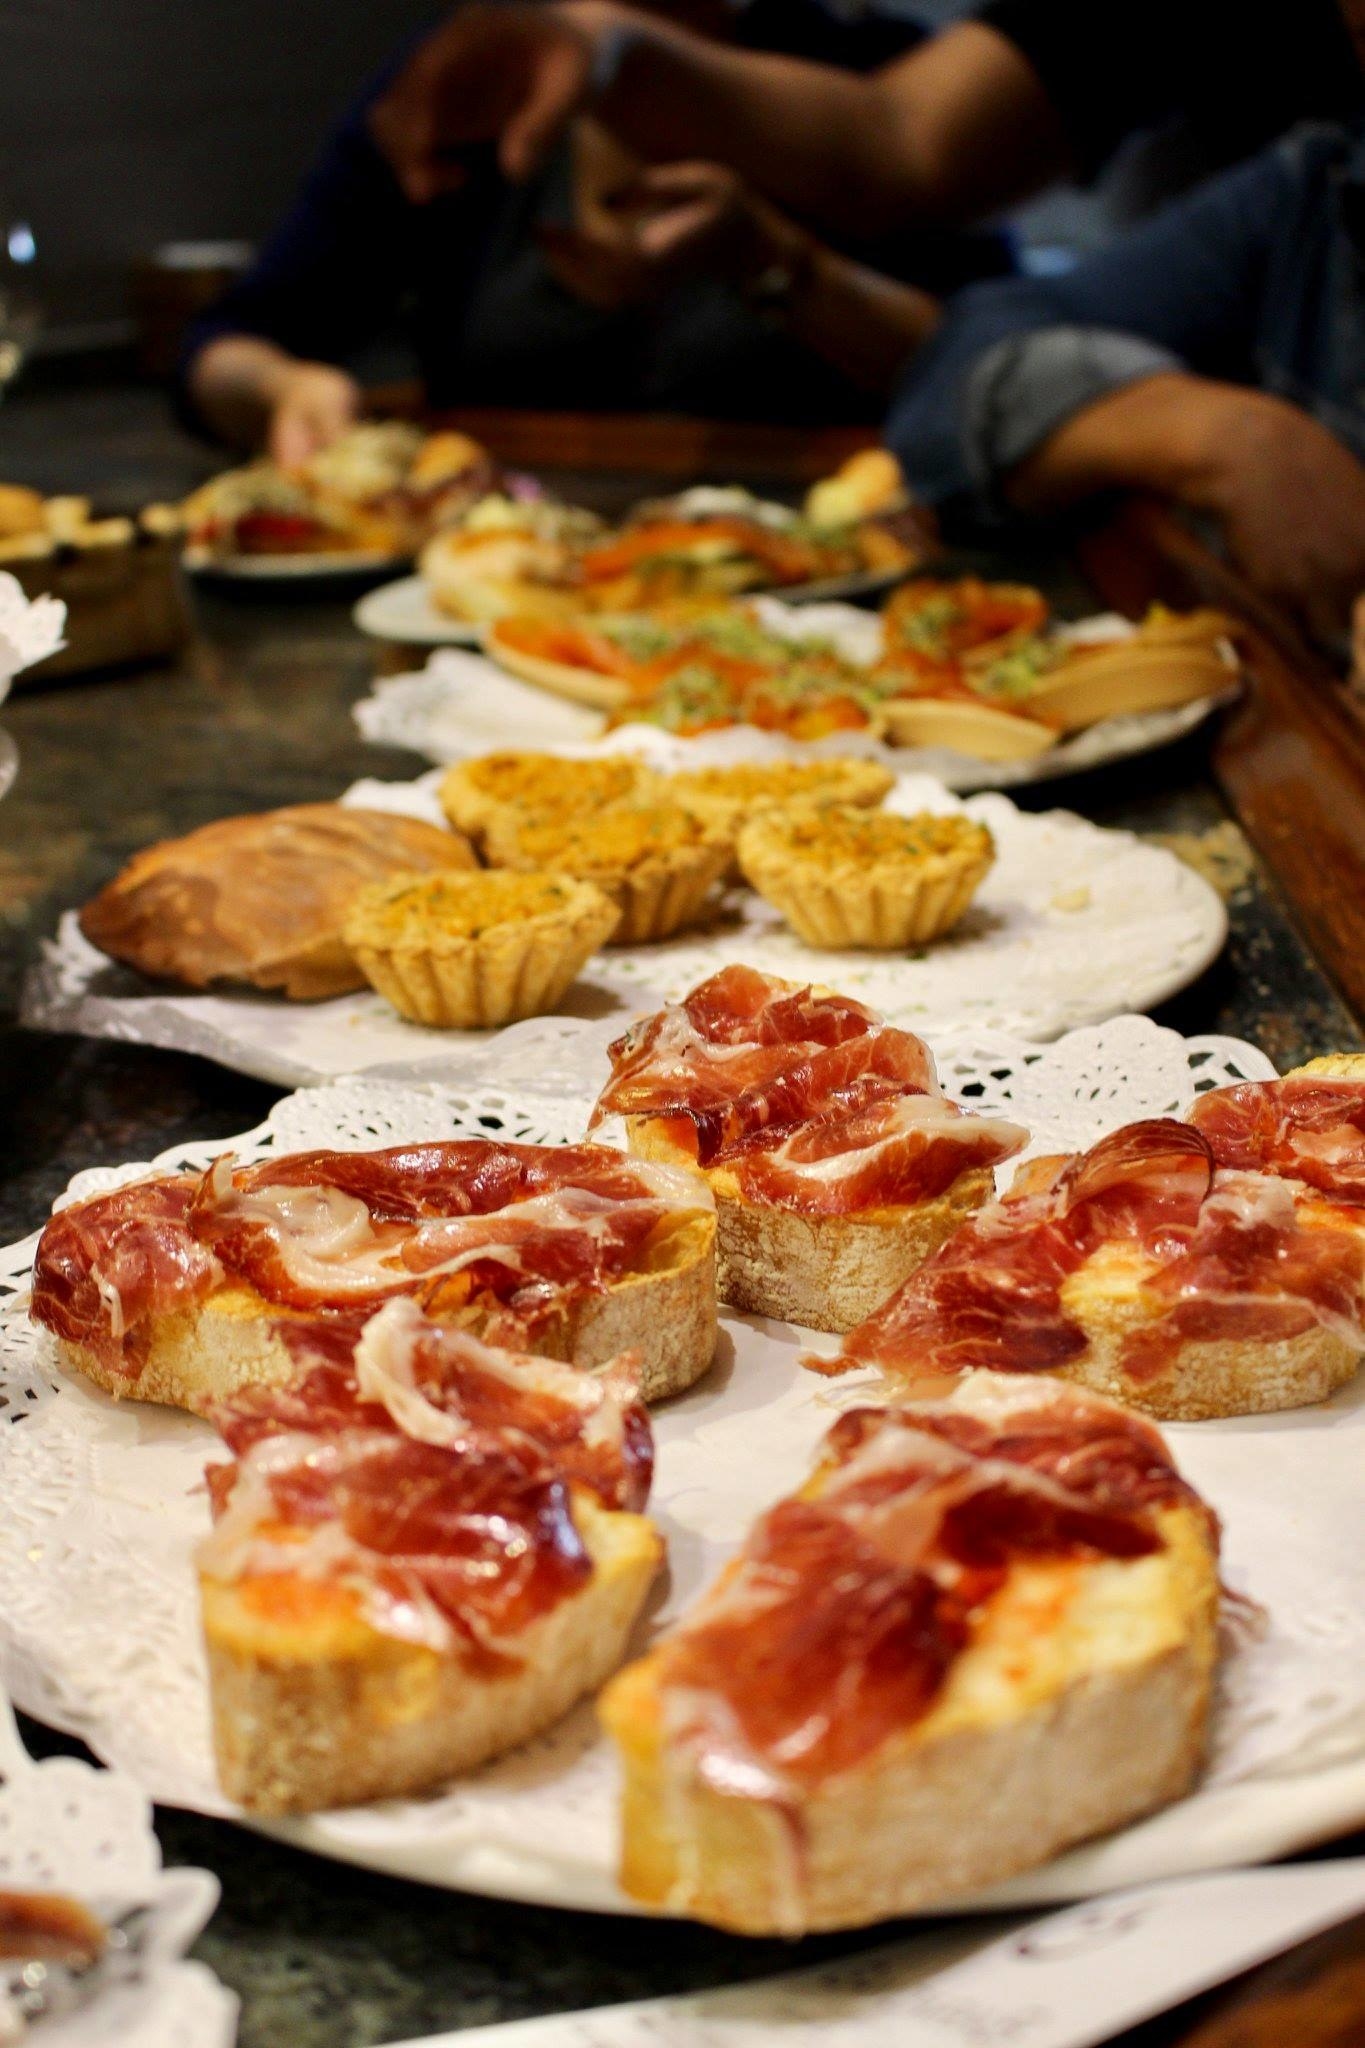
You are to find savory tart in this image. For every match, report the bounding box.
[31,1138,719,1409]
[825,1116,1365,1419]
[200,1299,661,1811]
[78,804,477,999]
[437,751,654,855]
[600,1370,1219,1932]
[497,806,732,945]
[343,869,620,1028]
[593,966,1025,1330]
[666,758,894,841]
[737,805,994,950]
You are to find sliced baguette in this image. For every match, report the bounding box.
[625,1115,992,1332]
[1023,641,1233,733]
[483,622,633,711]
[878,693,1058,760]
[601,1483,1217,1933]
[1054,1236,1359,1420]
[55,1212,718,1413]
[205,1491,660,1813]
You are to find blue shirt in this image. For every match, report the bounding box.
[886,122,1365,524]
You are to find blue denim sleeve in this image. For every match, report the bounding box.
[885,137,1302,518]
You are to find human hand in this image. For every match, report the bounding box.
[1195,393,1365,645]
[268,362,362,469]
[539,160,795,310]
[370,2,603,201]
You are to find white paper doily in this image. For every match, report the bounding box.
[353,630,1237,794]
[22,771,1226,1088]
[0,1698,235,2046]
[4,1020,1365,1921]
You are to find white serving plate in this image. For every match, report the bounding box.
[22,770,1226,1084]
[353,569,909,651]
[4,1019,1365,1922]
[354,573,484,646]
[185,544,409,582]
[354,621,1238,794]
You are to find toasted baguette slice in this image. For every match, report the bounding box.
[54,1210,717,1413]
[878,694,1058,761]
[625,1115,993,1333]
[1054,1236,1359,1421]
[1287,1054,1365,1079]
[205,1491,660,1813]
[484,621,632,710]
[1023,641,1232,733]
[600,1378,1219,1933]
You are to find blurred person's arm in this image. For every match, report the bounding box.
[370,4,1071,240]
[181,81,415,454]
[883,138,1365,636]
[539,161,941,395]
[1008,376,1365,645]
[187,340,360,465]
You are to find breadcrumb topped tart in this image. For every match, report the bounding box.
[438,752,654,854]
[501,806,732,945]
[738,805,994,949]
[667,758,894,840]
[343,869,620,1028]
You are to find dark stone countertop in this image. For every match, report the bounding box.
[0,387,1361,2047]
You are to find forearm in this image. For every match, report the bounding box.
[187,336,309,450]
[1005,373,1263,515]
[766,219,942,397]
[558,1,920,238]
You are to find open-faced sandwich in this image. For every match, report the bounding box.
[875,580,1235,757]
[485,607,899,738]
[820,1094,1365,1419]
[601,1370,1219,1932]
[200,1297,662,1811]
[31,1137,718,1410]
[174,424,497,562]
[78,802,477,999]
[427,481,920,627]
[591,966,1026,1330]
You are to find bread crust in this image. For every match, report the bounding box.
[626,1116,993,1333]
[55,1214,719,1412]
[601,1502,1218,1932]
[1058,1241,1360,1420]
[78,805,476,1000]
[205,1496,661,1813]
[482,624,632,710]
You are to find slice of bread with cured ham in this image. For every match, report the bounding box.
[600,1371,1219,1933]
[200,1299,662,1812]
[590,966,1026,1332]
[822,1113,1365,1419]
[30,1139,717,1412]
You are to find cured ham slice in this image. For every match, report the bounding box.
[30,1177,223,1373]
[212,1297,653,1512]
[723,1090,1029,1214]
[198,1307,664,1813]
[600,1371,1219,1932]
[31,1140,712,1374]
[200,1426,594,1668]
[828,1117,1365,1418]
[594,968,1025,1332]
[594,966,1019,1206]
[1189,1076,1365,1203]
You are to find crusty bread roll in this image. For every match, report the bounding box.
[0,484,48,540]
[78,804,476,1000]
